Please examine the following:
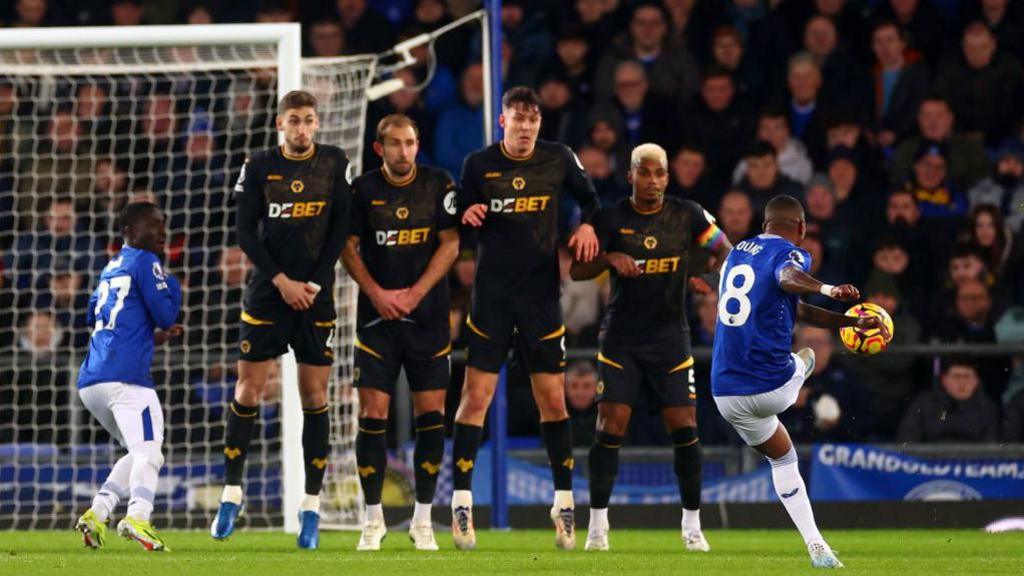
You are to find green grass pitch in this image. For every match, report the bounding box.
[2,529,1022,575]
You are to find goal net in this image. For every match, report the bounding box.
[0,25,373,530]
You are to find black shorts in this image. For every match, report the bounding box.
[466,298,565,374]
[238,303,336,366]
[596,342,697,412]
[354,321,451,394]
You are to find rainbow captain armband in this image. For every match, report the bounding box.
[697,224,725,250]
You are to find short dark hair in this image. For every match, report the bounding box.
[764,194,805,224]
[949,241,985,262]
[120,201,160,233]
[502,86,541,111]
[744,139,776,159]
[702,64,733,83]
[758,103,789,122]
[376,113,419,143]
[941,356,977,375]
[278,89,317,115]
[871,18,905,41]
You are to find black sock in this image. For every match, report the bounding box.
[302,405,331,495]
[355,417,388,505]
[671,427,702,511]
[451,422,482,491]
[413,412,446,504]
[587,431,622,509]
[541,419,574,491]
[224,399,258,486]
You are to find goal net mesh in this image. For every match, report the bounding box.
[0,40,373,530]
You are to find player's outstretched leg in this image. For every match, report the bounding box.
[450,421,482,550]
[671,426,710,552]
[409,411,445,551]
[77,454,132,549]
[356,417,389,550]
[213,398,259,540]
[585,431,622,551]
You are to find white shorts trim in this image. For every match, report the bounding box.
[79,382,164,450]
[713,354,806,446]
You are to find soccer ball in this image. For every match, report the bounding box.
[839,302,894,355]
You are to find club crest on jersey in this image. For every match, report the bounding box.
[789,250,806,267]
[512,176,526,190]
[643,236,658,250]
[290,179,304,193]
[396,206,409,220]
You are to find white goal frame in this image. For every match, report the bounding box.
[0,23,323,533]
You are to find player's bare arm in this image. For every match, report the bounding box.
[777,265,860,301]
[796,301,889,339]
[154,324,184,345]
[341,236,408,320]
[397,227,460,312]
[570,252,642,280]
[568,222,599,262]
[461,203,488,227]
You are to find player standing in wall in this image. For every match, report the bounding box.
[211,90,352,550]
[342,114,460,551]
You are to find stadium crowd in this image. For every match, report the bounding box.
[1,0,1024,448]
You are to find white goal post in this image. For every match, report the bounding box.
[0,24,374,532]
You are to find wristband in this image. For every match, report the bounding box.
[819,284,835,297]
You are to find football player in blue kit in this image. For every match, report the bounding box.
[712,195,889,569]
[74,202,183,551]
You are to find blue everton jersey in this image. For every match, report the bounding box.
[711,234,811,396]
[77,246,182,389]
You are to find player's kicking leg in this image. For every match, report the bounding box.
[212,359,271,540]
[715,349,842,568]
[585,402,630,551]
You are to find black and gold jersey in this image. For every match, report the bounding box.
[595,196,724,348]
[350,165,458,329]
[234,143,351,311]
[459,140,599,302]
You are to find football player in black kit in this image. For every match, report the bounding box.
[212,90,352,550]
[341,114,459,551]
[451,87,601,550]
[570,143,732,553]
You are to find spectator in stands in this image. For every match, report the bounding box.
[668,143,714,208]
[7,198,104,290]
[826,146,880,225]
[890,97,990,191]
[307,18,345,57]
[961,0,1024,62]
[897,358,999,443]
[871,232,928,323]
[724,0,795,103]
[1003,386,1024,442]
[254,0,293,23]
[363,68,435,171]
[501,0,553,89]
[968,146,1024,233]
[565,361,598,447]
[868,19,929,150]
[17,109,92,217]
[935,22,1023,146]
[407,0,472,74]
[577,145,627,206]
[805,176,859,284]
[709,25,758,104]
[91,158,130,217]
[685,67,755,188]
[717,189,755,245]
[663,0,725,63]
[585,116,630,189]
[337,0,395,54]
[855,270,923,436]
[433,62,483,179]
[110,0,144,26]
[733,104,813,185]
[802,14,871,111]
[784,325,873,442]
[559,247,601,347]
[12,0,55,27]
[996,304,1024,441]
[591,60,679,151]
[74,82,115,155]
[899,141,968,220]
[538,72,590,147]
[184,2,213,24]
[872,0,949,64]
[785,52,828,163]
[933,276,1011,399]
[187,246,248,348]
[570,0,616,54]
[546,24,595,105]
[962,204,1017,280]
[735,140,803,219]
[594,1,700,114]
[691,291,717,347]
[18,310,63,359]
[927,243,999,331]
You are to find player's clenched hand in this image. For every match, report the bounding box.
[569,223,599,262]
[606,252,642,277]
[461,203,488,227]
[395,287,424,315]
[154,324,184,345]
[856,316,891,341]
[829,284,860,302]
[370,288,407,320]
[274,274,317,310]
[689,276,713,295]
